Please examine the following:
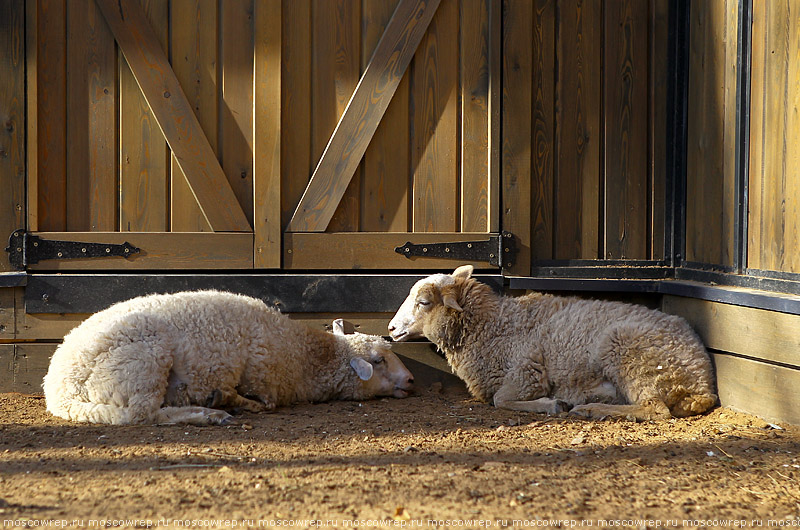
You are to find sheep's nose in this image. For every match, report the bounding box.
[388,324,396,333]
[407,376,415,386]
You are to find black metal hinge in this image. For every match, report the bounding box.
[5,230,141,270]
[395,231,517,268]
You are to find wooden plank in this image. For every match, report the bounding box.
[501,0,533,275]
[313,0,361,232]
[747,0,766,270]
[36,0,67,232]
[661,295,800,368]
[68,0,117,231]
[119,0,168,233]
[555,0,601,259]
[531,0,555,260]
[15,310,86,342]
[25,0,38,232]
[603,0,648,259]
[285,232,497,269]
[488,0,501,234]
[721,0,738,269]
[460,0,490,233]
[412,0,458,233]
[712,353,800,426]
[220,0,255,227]
[649,0,668,260]
[169,0,217,233]
[97,0,251,232]
[361,0,410,233]
[0,0,25,272]
[0,344,55,394]
[760,0,788,271]
[286,0,441,232]
[785,4,800,273]
[281,0,312,230]
[254,0,282,268]
[27,232,253,270]
[0,288,15,340]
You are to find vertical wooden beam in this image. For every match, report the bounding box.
[412,0,457,233]
[25,0,38,232]
[119,0,168,232]
[36,0,67,232]
[502,0,533,275]
[0,0,25,271]
[254,0,282,268]
[220,0,255,227]
[460,0,491,233]
[170,0,217,233]
[281,0,311,230]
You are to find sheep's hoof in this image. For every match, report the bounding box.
[207,410,235,425]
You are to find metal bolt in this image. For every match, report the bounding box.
[445,248,450,253]
[467,243,472,249]
[81,248,87,253]
[33,242,38,247]
[105,248,111,253]
[423,248,428,253]
[489,253,495,258]
[164,91,171,98]
[57,252,63,257]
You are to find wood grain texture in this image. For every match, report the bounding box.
[170,0,217,233]
[0,288,15,339]
[712,353,800,425]
[36,0,67,232]
[361,0,410,233]
[501,0,533,275]
[603,0,648,259]
[0,0,25,271]
[67,0,117,232]
[25,0,38,232]
[662,295,800,368]
[285,232,495,270]
[649,0,668,260]
[412,0,457,233]
[313,0,361,232]
[287,0,441,232]
[119,0,168,232]
[460,0,491,233]
[786,2,800,274]
[0,344,55,394]
[220,0,255,227]
[254,0,282,268]
[28,232,253,270]
[98,0,251,232]
[530,0,555,261]
[747,0,766,271]
[685,0,736,267]
[280,0,311,230]
[555,0,601,259]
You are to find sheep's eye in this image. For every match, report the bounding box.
[417,299,430,307]
[371,357,385,365]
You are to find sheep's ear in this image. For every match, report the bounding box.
[350,358,374,381]
[333,319,346,335]
[442,293,463,312]
[452,265,473,281]
[333,319,356,335]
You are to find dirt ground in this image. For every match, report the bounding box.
[2,383,800,528]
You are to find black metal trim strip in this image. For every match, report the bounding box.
[733,0,753,273]
[23,274,505,314]
[0,272,27,288]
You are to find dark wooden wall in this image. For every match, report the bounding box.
[502,0,669,275]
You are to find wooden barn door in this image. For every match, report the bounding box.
[279,0,504,271]
[23,0,262,271]
[21,0,502,272]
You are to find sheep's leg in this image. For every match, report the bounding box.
[163,372,190,407]
[570,398,671,421]
[155,406,234,425]
[492,384,569,415]
[205,388,274,413]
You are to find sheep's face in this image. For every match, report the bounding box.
[333,320,414,398]
[388,265,473,342]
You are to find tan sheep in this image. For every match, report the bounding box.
[44,290,414,425]
[388,265,716,420]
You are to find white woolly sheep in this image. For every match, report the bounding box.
[388,265,716,420]
[44,290,414,425]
